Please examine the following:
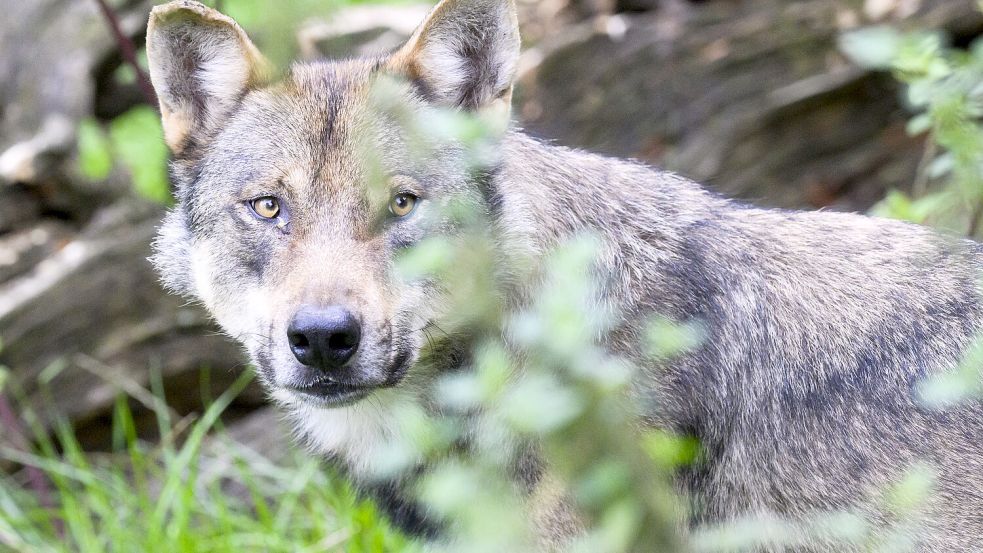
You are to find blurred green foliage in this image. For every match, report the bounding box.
[76,119,114,182]
[110,107,171,204]
[77,107,170,204]
[840,15,983,235]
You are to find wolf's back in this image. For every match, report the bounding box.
[496,131,983,549]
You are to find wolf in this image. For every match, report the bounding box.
[146,0,983,549]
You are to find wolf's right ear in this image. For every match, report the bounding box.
[146,1,269,155]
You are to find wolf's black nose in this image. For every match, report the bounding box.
[288,306,361,370]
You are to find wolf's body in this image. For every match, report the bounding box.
[471,133,983,550]
[147,0,983,550]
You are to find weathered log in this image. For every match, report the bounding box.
[298,4,432,60]
[0,221,74,284]
[0,200,261,448]
[516,0,983,210]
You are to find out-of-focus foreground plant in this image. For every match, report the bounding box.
[840,10,983,235]
[347,76,697,553]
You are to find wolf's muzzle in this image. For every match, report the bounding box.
[287,306,362,371]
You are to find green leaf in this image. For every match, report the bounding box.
[839,26,903,70]
[502,374,584,434]
[113,64,137,86]
[869,190,948,224]
[906,113,933,136]
[647,316,705,360]
[76,118,113,181]
[927,153,955,179]
[894,33,949,79]
[885,464,936,515]
[906,79,935,108]
[642,431,701,469]
[108,106,171,204]
[395,237,454,280]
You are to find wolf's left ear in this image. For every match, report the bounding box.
[388,0,520,114]
[146,1,269,155]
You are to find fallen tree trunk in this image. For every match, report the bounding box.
[517,0,983,210]
[0,200,263,449]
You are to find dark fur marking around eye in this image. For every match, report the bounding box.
[389,233,419,251]
[225,204,274,278]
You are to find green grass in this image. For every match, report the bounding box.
[0,371,418,553]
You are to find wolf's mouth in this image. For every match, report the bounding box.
[280,347,416,408]
[286,381,372,407]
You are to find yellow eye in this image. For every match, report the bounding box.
[389,193,418,217]
[251,196,280,219]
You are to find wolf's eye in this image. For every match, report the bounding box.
[250,196,281,219]
[390,193,418,218]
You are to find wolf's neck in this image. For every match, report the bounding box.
[492,130,730,429]
[494,131,721,262]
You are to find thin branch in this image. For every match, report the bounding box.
[92,0,158,107]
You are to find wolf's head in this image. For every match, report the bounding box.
[147,0,519,412]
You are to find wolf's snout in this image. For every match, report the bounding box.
[287,306,362,370]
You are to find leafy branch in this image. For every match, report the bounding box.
[92,0,158,107]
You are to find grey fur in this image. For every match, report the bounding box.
[147,0,983,550]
